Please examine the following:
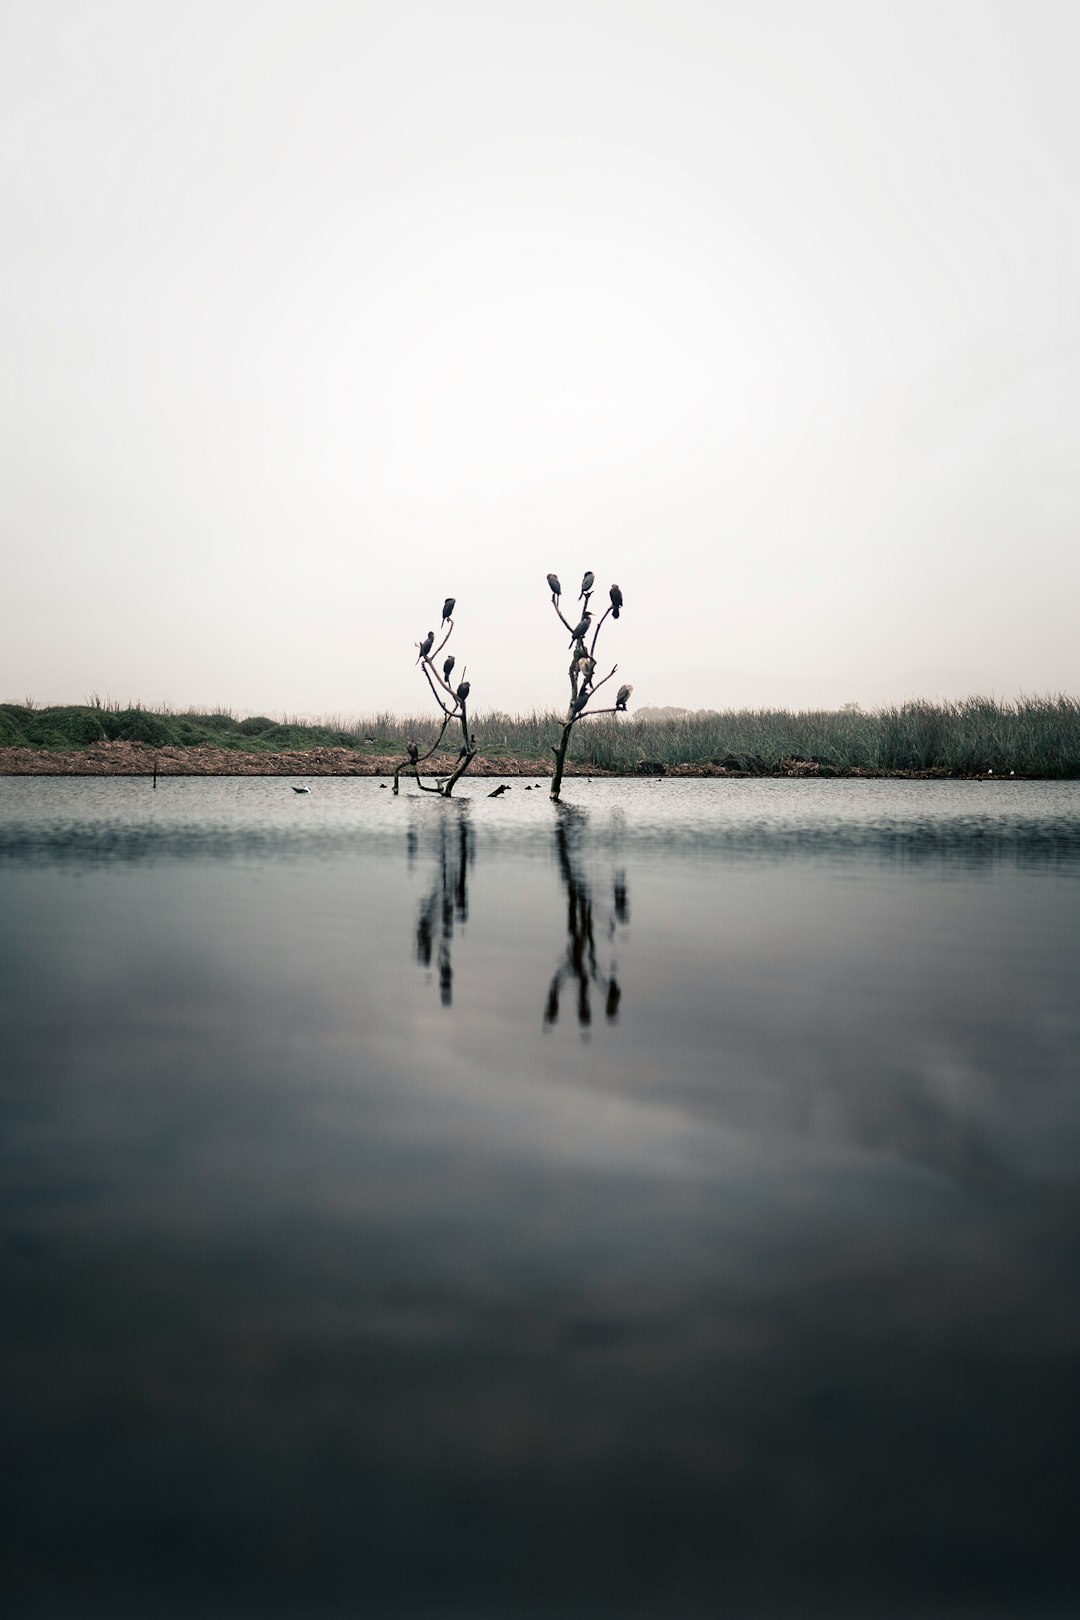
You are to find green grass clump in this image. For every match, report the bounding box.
[2,696,1079,776]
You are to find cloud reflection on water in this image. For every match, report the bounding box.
[2,779,1080,1617]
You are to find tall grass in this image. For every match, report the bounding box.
[563,696,1080,776]
[2,696,1078,775]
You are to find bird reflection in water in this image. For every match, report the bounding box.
[413,808,474,1006]
[545,806,628,1031]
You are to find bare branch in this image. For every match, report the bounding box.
[588,604,612,660]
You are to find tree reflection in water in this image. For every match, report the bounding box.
[413,806,474,1007]
[545,805,628,1030]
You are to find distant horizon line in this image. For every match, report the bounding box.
[4,692,1080,725]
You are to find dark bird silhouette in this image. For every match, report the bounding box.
[407,739,419,763]
[615,683,633,711]
[441,597,456,624]
[579,570,595,599]
[546,572,561,599]
[570,692,590,714]
[417,631,434,663]
[609,583,623,618]
[456,680,471,703]
[457,733,476,759]
[443,654,456,682]
[488,783,510,797]
[568,611,592,647]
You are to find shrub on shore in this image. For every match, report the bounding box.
[1,696,1078,776]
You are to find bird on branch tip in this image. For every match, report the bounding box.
[615,683,633,711]
[546,572,561,599]
[456,680,471,703]
[443,654,455,682]
[579,570,595,599]
[571,692,590,714]
[568,611,592,647]
[609,583,623,618]
[441,597,456,624]
[417,631,434,663]
[407,739,419,762]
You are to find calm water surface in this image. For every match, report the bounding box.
[3,776,1080,1618]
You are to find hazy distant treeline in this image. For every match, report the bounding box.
[2,696,1079,776]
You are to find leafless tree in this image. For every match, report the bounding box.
[393,600,478,796]
[546,571,632,801]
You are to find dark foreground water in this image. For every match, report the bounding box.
[2,776,1080,1619]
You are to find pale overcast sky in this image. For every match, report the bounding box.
[2,0,1077,717]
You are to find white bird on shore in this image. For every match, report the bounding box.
[292,785,311,794]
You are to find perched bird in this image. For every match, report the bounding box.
[456,680,471,703]
[570,692,590,714]
[577,656,595,682]
[546,572,562,599]
[579,570,595,599]
[456,733,476,759]
[292,784,311,794]
[568,611,592,647]
[441,596,456,624]
[443,654,455,682]
[416,630,434,663]
[407,739,419,763]
[615,683,633,711]
[609,583,623,619]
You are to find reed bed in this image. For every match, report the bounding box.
[2,696,1079,776]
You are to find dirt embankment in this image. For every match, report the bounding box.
[0,741,566,778]
[0,742,961,778]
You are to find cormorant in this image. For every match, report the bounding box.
[456,680,471,703]
[292,784,311,794]
[407,739,419,763]
[417,631,434,663]
[615,683,633,711]
[443,655,455,682]
[546,573,561,599]
[441,597,456,624]
[568,611,592,647]
[579,570,595,599]
[609,583,623,619]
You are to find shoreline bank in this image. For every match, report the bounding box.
[0,742,993,780]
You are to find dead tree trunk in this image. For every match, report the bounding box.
[393,600,477,796]
[545,572,631,802]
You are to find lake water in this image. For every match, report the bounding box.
[3,776,1080,1619]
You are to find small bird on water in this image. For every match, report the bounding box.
[292,784,311,794]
